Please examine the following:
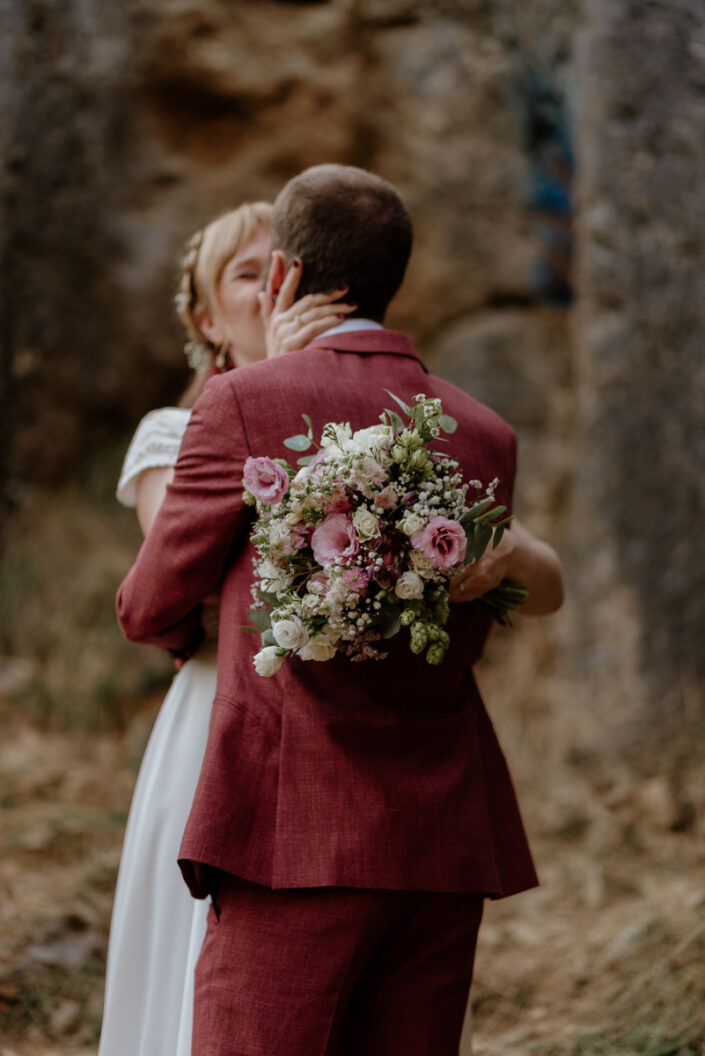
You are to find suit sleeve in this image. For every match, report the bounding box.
[116,376,252,657]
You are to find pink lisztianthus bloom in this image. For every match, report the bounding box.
[311,513,359,567]
[411,515,467,570]
[243,456,290,505]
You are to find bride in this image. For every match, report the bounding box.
[99,201,355,1056]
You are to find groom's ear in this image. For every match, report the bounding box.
[266,250,287,301]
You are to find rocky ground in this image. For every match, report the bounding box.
[1,656,703,1056]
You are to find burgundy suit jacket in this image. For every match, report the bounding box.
[117,330,538,899]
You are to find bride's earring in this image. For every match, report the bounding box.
[214,343,230,371]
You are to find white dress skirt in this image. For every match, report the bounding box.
[99,408,214,1056]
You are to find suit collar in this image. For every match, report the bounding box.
[306,329,428,372]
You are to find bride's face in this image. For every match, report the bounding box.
[211,224,271,367]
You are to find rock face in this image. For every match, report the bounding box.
[1,0,703,733]
[0,0,577,481]
[571,0,705,730]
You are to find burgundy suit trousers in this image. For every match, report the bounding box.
[193,873,484,1056]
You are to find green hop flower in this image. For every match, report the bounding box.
[426,643,446,665]
[400,608,416,627]
[400,429,424,452]
[409,621,428,654]
[391,443,406,463]
[409,449,428,471]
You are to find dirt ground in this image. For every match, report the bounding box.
[1,673,704,1056]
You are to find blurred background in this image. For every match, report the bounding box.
[1,0,704,1053]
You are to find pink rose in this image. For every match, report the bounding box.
[411,516,467,570]
[243,456,290,505]
[311,513,359,567]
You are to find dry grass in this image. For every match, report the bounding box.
[463,622,705,1056]
[0,443,173,729]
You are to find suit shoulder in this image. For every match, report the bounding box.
[221,355,312,409]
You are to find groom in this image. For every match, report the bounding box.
[117,164,554,1055]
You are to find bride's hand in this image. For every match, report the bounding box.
[449,529,517,603]
[258,259,357,358]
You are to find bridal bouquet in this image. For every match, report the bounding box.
[243,393,526,677]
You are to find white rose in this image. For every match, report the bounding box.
[272,616,309,651]
[253,646,285,677]
[352,507,381,540]
[394,571,425,600]
[401,513,425,536]
[344,425,390,456]
[410,550,435,578]
[298,632,338,662]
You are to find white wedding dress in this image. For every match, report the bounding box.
[99,408,215,1056]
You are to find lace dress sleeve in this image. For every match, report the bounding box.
[116,407,192,508]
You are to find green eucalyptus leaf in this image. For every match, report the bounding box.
[241,626,261,636]
[384,409,404,432]
[260,628,276,646]
[384,389,410,415]
[476,505,507,523]
[297,454,313,466]
[466,498,495,519]
[283,434,312,452]
[472,522,493,561]
[248,608,272,631]
[438,414,457,434]
[301,413,313,437]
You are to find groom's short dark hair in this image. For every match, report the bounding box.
[270,164,413,323]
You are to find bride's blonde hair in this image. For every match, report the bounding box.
[175,201,272,406]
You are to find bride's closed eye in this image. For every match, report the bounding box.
[225,256,266,283]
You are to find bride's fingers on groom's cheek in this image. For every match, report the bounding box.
[295,303,356,326]
[257,291,273,323]
[288,315,344,349]
[275,259,303,312]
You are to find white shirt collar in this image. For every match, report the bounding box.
[317,318,384,339]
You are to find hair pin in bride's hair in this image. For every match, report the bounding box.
[184,340,211,371]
